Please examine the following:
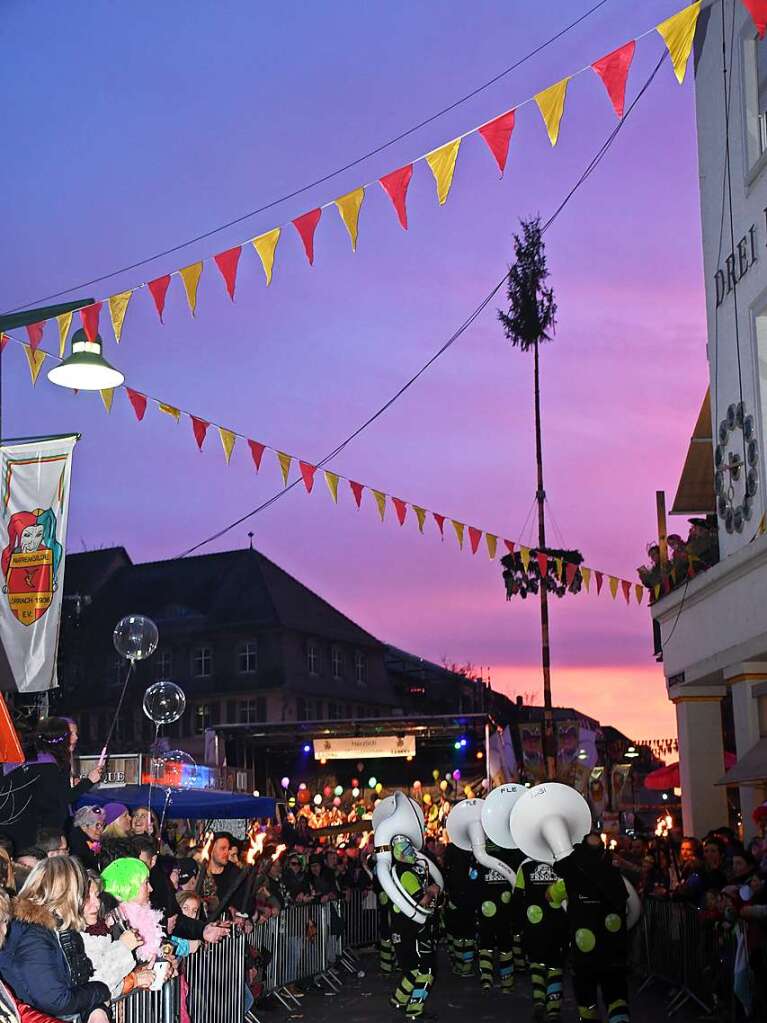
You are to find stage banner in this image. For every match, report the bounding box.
[520,722,546,782]
[610,763,632,810]
[313,734,416,760]
[588,766,608,820]
[556,719,579,783]
[488,725,518,785]
[0,435,78,693]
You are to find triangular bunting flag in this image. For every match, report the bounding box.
[743,0,767,39]
[80,302,102,342]
[534,77,570,146]
[379,164,413,230]
[277,451,292,486]
[292,209,322,265]
[635,584,644,605]
[179,264,203,315]
[0,333,8,353]
[621,579,631,604]
[24,345,46,384]
[519,546,530,571]
[219,428,236,464]
[536,551,548,576]
[99,388,114,414]
[414,506,427,533]
[299,461,317,493]
[434,513,446,537]
[581,566,591,591]
[372,490,387,522]
[425,138,461,205]
[252,228,281,285]
[478,109,515,175]
[566,562,578,587]
[486,533,497,560]
[108,291,132,342]
[595,571,604,595]
[248,440,266,470]
[350,481,364,507]
[334,188,365,250]
[25,322,45,351]
[451,520,465,549]
[324,471,339,503]
[657,1,701,84]
[555,557,563,579]
[504,540,515,554]
[214,246,242,300]
[56,311,72,357]
[609,576,620,599]
[126,388,147,421]
[392,498,408,526]
[653,584,661,601]
[191,416,209,451]
[158,403,180,422]
[468,526,482,555]
[592,40,635,118]
[148,275,171,322]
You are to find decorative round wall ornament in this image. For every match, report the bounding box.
[715,402,758,533]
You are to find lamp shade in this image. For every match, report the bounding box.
[47,329,124,391]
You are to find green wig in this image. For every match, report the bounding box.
[101,857,149,903]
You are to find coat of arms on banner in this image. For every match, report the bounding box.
[2,506,63,625]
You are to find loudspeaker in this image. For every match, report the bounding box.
[372,791,425,849]
[509,782,592,864]
[447,798,517,886]
[481,783,527,849]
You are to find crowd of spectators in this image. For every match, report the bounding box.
[638,516,720,597]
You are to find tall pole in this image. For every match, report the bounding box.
[533,339,556,781]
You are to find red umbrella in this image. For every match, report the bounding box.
[644,753,736,790]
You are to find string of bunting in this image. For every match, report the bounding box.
[16,2,707,356]
[2,330,648,607]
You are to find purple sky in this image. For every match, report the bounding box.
[0,1,707,739]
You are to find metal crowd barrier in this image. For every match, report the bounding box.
[186,929,247,1023]
[113,976,181,1023]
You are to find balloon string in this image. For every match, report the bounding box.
[100,660,135,765]
[146,722,160,836]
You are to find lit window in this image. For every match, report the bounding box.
[354,651,367,686]
[238,641,258,674]
[154,650,172,679]
[331,646,343,679]
[192,647,212,677]
[307,642,319,676]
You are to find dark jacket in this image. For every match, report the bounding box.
[0,896,109,1019]
[67,827,102,871]
[0,761,93,852]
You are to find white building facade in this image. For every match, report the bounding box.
[653,0,767,840]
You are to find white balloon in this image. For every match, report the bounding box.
[113,615,159,662]
[143,681,186,725]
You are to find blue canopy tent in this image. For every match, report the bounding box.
[76,785,276,820]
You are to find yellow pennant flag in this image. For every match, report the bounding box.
[608,576,619,599]
[324,471,339,503]
[334,188,365,250]
[252,228,281,286]
[534,77,570,146]
[520,546,530,571]
[158,403,181,422]
[451,520,465,549]
[485,533,497,560]
[179,264,203,316]
[555,557,563,579]
[99,388,114,414]
[107,290,132,342]
[653,584,661,601]
[635,584,644,605]
[219,427,236,464]
[372,490,387,521]
[24,345,46,385]
[56,311,72,357]
[413,506,427,533]
[277,451,292,486]
[657,1,701,85]
[425,138,461,205]
[581,566,591,592]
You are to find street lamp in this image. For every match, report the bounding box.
[47,329,124,391]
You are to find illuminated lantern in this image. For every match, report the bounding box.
[352,787,360,798]
[375,782,383,794]
[464,784,473,797]
[333,796,342,807]
[334,785,343,796]
[288,796,296,807]
[432,769,440,781]
[439,780,448,792]
[351,778,359,788]
[368,777,377,788]
[453,770,461,781]
[280,777,290,789]
[313,794,322,806]
[423,793,432,805]
[323,785,332,798]
[298,782,307,790]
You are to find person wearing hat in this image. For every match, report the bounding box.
[69,806,105,871]
[101,804,131,840]
[516,857,568,1020]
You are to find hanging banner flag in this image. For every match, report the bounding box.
[414,505,427,533]
[588,766,608,819]
[581,566,592,591]
[313,734,416,760]
[609,575,620,599]
[478,109,515,175]
[519,722,546,783]
[426,138,461,205]
[324,470,339,503]
[743,0,767,39]
[635,583,644,605]
[334,188,365,250]
[392,498,407,525]
[191,416,209,451]
[108,291,132,341]
[277,451,292,486]
[299,461,317,493]
[379,164,413,230]
[252,228,281,285]
[536,551,548,576]
[158,402,180,422]
[591,40,636,119]
[179,264,203,315]
[486,533,497,559]
[80,302,102,342]
[520,546,530,571]
[56,312,73,357]
[213,246,242,300]
[126,388,148,422]
[24,346,46,384]
[621,579,631,604]
[25,322,45,351]
[248,439,266,470]
[595,571,604,595]
[99,388,114,414]
[0,435,78,693]
[451,519,465,548]
[148,275,172,322]
[350,480,364,507]
[657,1,701,84]
[292,209,322,265]
[218,427,236,464]
[468,526,482,554]
[372,489,387,521]
[535,77,570,146]
[433,513,446,537]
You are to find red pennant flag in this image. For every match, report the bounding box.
[292,209,322,265]
[248,440,266,470]
[299,461,317,493]
[126,388,147,421]
[536,551,548,576]
[214,246,242,300]
[468,526,482,555]
[743,1,767,38]
[148,275,171,322]
[564,562,577,587]
[504,540,515,555]
[595,571,604,595]
[0,333,7,353]
[392,498,408,526]
[25,322,45,350]
[433,513,446,537]
[191,416,209,451]
[379,164,413,230]
[80,302,103,342]
[350,480,364,507]
[478,109,516,174]
[621,579,631,604]
[591,40,635,119]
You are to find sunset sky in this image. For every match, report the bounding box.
[0,1,707,740]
